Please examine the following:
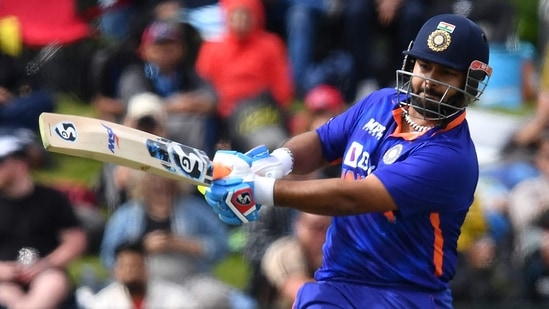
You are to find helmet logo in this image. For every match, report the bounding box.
[427,21,455,52]
[428,30,451,52]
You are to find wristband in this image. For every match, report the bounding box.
[271,147,294,175]
[254,176,276,206]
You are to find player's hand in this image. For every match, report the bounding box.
[17,259,52,284]
[204,150,262,225]
[246,145,293,179]
[143,230,171,253]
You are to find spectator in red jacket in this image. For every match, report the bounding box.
[196,0,294,150]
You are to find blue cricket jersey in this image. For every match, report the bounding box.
[315,88,479,292]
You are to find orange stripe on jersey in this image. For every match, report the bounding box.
[342,170,355,180]
[390,108,430,141]
[389,106,467,139]
[430,212,444,277]
[383,211,396,223]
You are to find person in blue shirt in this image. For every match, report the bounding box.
[203,13,492,308]
[100,172,234,308]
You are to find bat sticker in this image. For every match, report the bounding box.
[53,122,78,142]
[169,143,208,181]
[102,124,119,154]
[146,139,213,184]
[146,139,176,173]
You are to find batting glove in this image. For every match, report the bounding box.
[245,145,293,179]
[204,150,275,225]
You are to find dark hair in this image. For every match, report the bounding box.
[135,115,160,134]
[114,240,145,258]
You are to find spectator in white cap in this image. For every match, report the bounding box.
[99,92,171,212]
[123,92,167,136]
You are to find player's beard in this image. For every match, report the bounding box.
[410,86,463,120]
[124,280,147,297]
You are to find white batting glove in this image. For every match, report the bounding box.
[245,145,293,179]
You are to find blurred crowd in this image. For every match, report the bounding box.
[1,0,549,308]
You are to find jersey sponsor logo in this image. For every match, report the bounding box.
[343,142,370,172]
[101,124,119,153]
[362,118,386,140]
[53,121,78,142]
[383,144,402,165]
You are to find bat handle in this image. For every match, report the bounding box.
[197,162,231,195]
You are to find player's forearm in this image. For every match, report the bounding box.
[273,175,397,215]
[283,131,328,175]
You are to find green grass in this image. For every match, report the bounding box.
[214,251,251,290]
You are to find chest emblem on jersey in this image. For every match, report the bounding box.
[383,144,402,165]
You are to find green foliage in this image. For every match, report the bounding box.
[511,0,539,46]
[214,252,251,289]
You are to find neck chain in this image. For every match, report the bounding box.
[402,110,434,132]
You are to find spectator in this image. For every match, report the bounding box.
[119,19,218,155]
[97,0,180,44]
[450,236,518,306]
[242,86,344,306]
[92,1,185,123]
[241,206,296,307]
[0,131,87,309]
[97,0,140,44]
[507,130,549,265]
[89,240,200,309]
[121,92,168,134]
[522,211,549,304]
[343,0,429,91]
[508,43,549,158]
[289,84,344,180]
[99,172,249,309]
[283,1,356,101]
[0,50,55,133]
[178,0,225,42]
[261,212,332,309]
[195,0,294,151]
[95,92,169,212]
[290,83,346,136]
[450,199,518,306]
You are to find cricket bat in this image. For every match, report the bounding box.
[38,112,230,186]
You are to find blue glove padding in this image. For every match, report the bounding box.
[204,150,261,225]
[245,145,270,161]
